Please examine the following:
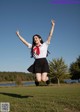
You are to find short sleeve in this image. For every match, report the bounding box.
[28,43,32,48]
[45,41,50,45]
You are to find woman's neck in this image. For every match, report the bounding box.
[36,42,41,46]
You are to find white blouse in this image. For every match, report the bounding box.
[28,41,50,59]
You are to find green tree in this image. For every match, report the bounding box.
[69,56,80,80]
[49,57,68,85]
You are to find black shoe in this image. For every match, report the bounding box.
[46,78,50,85]
[35,81,39,86]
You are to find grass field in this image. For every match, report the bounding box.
[0,84,80,112]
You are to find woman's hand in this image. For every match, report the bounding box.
[51,20,55,26]
[16,30,20,36]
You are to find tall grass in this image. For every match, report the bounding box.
[0,84,80,112]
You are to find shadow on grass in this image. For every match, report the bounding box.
[0,92,33,98]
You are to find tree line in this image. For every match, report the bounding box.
[0,56,80,84]
[0,72,34,82]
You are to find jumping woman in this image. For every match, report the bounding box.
[16,20,55,86]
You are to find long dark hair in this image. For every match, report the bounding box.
[31,34,50,58]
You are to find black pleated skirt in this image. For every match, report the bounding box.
[27,58,49,73]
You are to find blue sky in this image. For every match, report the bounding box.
[0,0,80,72]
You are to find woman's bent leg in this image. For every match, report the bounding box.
[35,73,41,86]
[36,73,42,82]
[41,72,48,82]
[41,72,50,85]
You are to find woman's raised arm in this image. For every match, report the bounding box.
[16,30,31,47]
[47,20,55,43]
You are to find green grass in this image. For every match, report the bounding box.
[0,84,80,112]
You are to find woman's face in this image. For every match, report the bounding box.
[34,36,41,45]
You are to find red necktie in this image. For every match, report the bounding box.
[33,45,40,55]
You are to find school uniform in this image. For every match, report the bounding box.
[27,41,50,73]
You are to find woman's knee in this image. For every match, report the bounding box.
[41,73,48,82]
[41,77,46,82]
[36,78,41,82]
